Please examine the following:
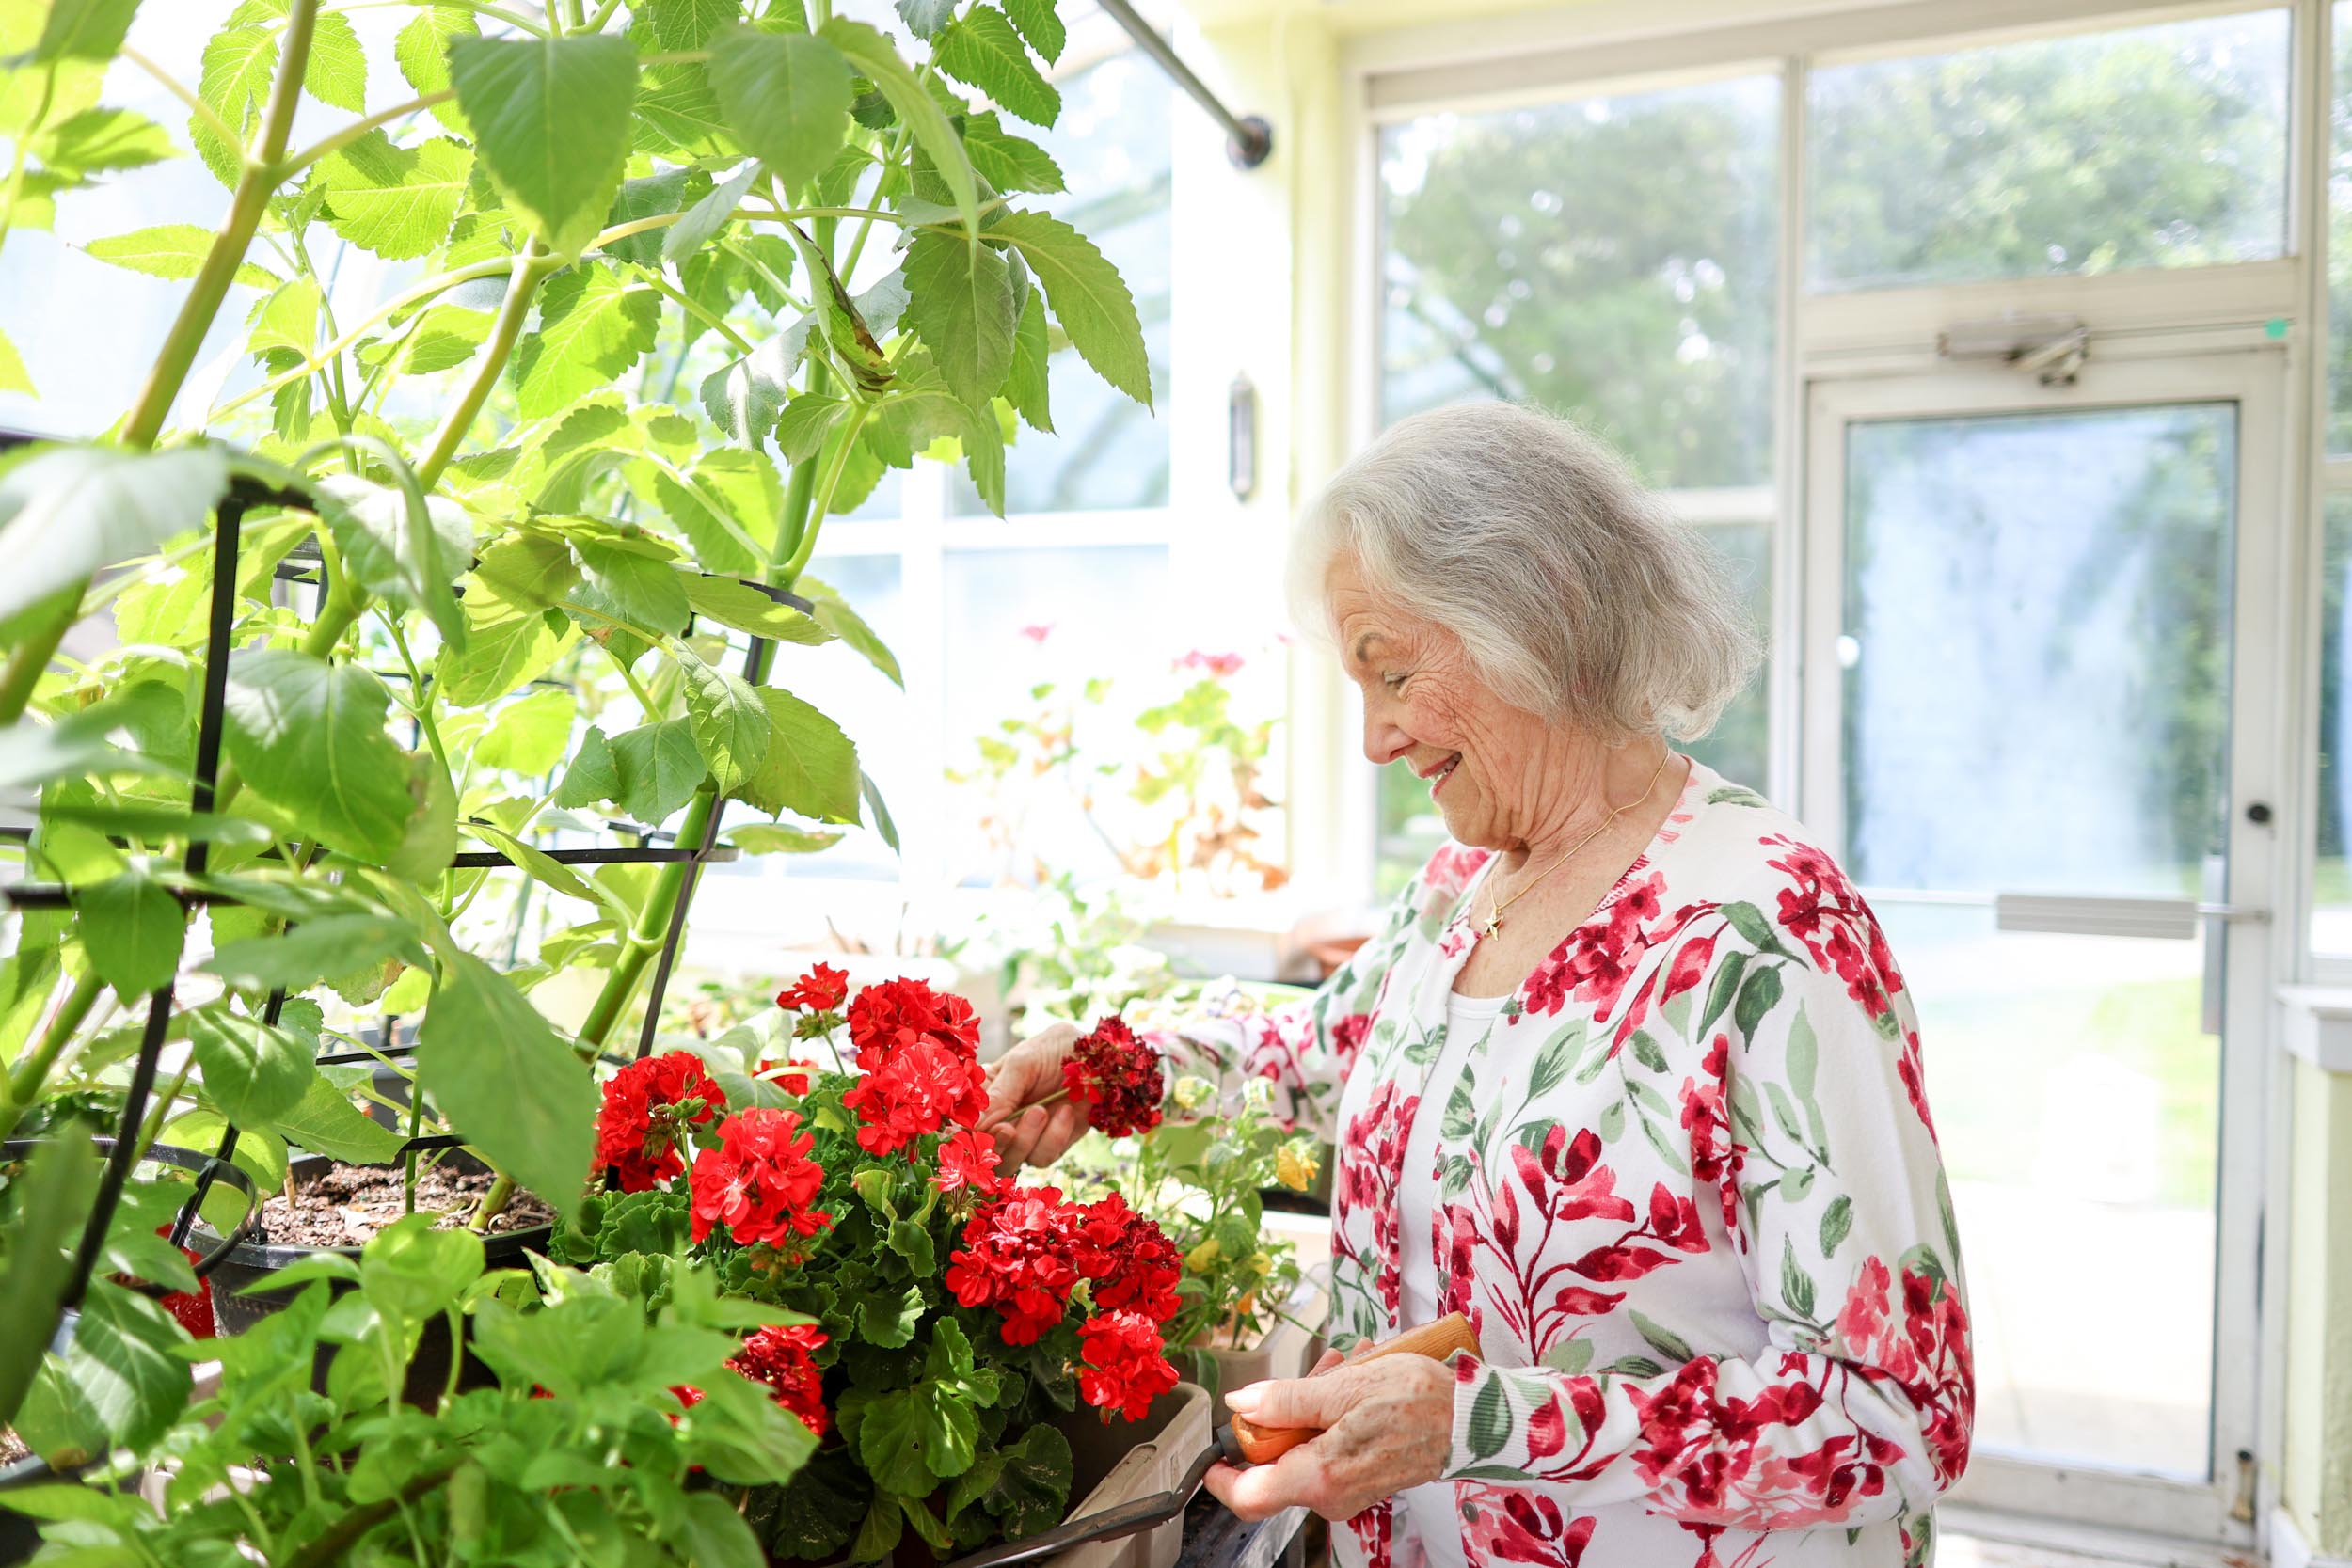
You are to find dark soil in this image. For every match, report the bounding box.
[250,1161,556,1249]
[1,1429,28,1465]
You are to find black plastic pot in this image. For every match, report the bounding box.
[0,1452,90,1566]
[187,1152,552,1405]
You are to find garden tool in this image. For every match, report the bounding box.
[935,1313,1482,1568]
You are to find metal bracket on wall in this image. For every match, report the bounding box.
[1092,0,1273,169]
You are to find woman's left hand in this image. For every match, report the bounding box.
[1201,1353,1454,1522]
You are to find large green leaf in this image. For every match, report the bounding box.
[1000,0,1065,65]
[312,472,473,641]
[202,914,431,990]
[317,133,471,260]
[417,953,596,1220]
[683,574,830,646]
[707,27,852,197]
[741,688,860,823]
[80,225,277,289]
[600,166,703,266]
[661,159,761,264]
[0,1136,100,1432]
[435,579,576,706]
[798,575,901,687]
[988,211,1150,406]
[186,1006,313,1124]
[447,34,637,255]
[266,1071,405,1164]
[16,1280,189,1464]
[822,19,978,241]
[646,0,742,48]
[304,8,368,112]
[648,449,774,577]
[393,6,476,133]
[70,870,184,996]
[960,111,1064,196]
[515,262,661,420]
[33,0,142,62]
[1005,287,1052,433]
[932,7,1057,129]
[0,327,30,396]
[37,107,177,177]
[608,721,706,823]
[679,651,771,797]
[575,537,690,636]
[903,229,1015,407]
[635,60,730,158]
[474,687,574,776]
[221,649,417,862]
[0,443,230,625]
[865,352,1002,514]
[192,23,275,184]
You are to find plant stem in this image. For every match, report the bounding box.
[282,1463,463,1568]
[122,49,238,159]
[327,0,547,35]
[122,0,319,448]
[780,399,874,587]
[469,1172,515,1231]
[574,790,717,1049]
[0,973,103,1140]
[0,585,79,729]
[280,89,458,177]
[416,242,552,489]
[632,270,751,355]
[134,1054,198,1162]
[210,257,515,422]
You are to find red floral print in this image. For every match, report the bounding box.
[1460,1485,1597,1568]
[1763,834,1904,1022]
[1062,1015,1164,1137]
[728,1322,830,1436]
[687,1107,833,1252]
[1076,1308,1181,1419]
[596,1050,726,1192]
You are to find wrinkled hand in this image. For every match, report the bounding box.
[1202,1352,1454,1523]
[977,1022,1088,1169]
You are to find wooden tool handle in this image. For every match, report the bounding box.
[1226,1313,1480,1465]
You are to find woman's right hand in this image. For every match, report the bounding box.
[978,1021,1089,1170]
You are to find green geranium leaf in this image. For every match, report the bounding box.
[418,952,596,1221]
[988,211,1151,407]
[0,443,229,626]
[932,7,1057,129]
[448,34,637,254]
[707,26,853,197]
[316,133,471,261]
[222,649,416,862]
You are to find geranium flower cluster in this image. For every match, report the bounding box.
[596,1051,727,1192]
[1062,1015,1164,1138]
[687,1107,834,1253]
[946,1184,1183,1419]
[839,978,989,1157]
[774,962,851,1039]
[728,1322,831,1436]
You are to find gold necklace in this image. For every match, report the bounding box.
[1474,747,1676,940]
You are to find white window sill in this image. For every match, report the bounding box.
[2274,986,2352,1075]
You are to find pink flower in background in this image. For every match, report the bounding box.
[1019,624,1053,644]
[1176,649,1245,678]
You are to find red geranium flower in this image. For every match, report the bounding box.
[1070,1192,1181,1323]
[776,962,850,1015]
[945,1185,1085,1345]
[842,1039,990,1156]
[1076,1310,1180,1420]
[757,1057,822,1096]
[846,977,980,1068]
[688,1107,834,1252]
[596,1051,727,1192]
[1062,1016,1163,1138]
[932,1127,1005,1196]
[728,1322,831,1436]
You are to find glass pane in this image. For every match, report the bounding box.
[1378,74,1780,489]
[1808,11,2290,293]
[2331,4,2352,453]
[2318,495,2352,952]
[952,53,1170,515]
[942,546,1173,883]
[721,554,907,882]
[1375,517,1772,896]
[1842,403,2235,1480]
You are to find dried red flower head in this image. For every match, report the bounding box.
[1077,1309,1180,1421]
[931,1127,1005,1196]
[689,1107,834,1252]
[1070,1193,1182,1323]
[596,1051,727,1192]
[728,1322,831,1436]
[776,962,851,1015]
[846,977,980,1068]
[945,1185,1085,1345]
[842,1038,989,1157]
[1062,1016,1164,1138]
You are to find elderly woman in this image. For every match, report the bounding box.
[982,404,1972,1568]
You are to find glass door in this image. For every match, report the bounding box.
[1802,353,2282,1544]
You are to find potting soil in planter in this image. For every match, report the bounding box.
[245,1160,555,1249]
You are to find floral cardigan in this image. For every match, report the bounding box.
[1157,760,1973,1568]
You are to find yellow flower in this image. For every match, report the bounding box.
[1276,1142,1320,1193]
[1248,1252,1274,1277]
[1185,1239,1223,1274]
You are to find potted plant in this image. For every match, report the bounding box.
[0,0,1152,1493]
[563,970,1199,1563]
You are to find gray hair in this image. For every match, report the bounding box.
[1289,402,1761,742]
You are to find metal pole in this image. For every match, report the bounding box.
[1092,0,1273,169]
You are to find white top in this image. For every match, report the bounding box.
[1396,989,1507,1568]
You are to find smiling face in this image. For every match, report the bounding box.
[1327,554,1582,853]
